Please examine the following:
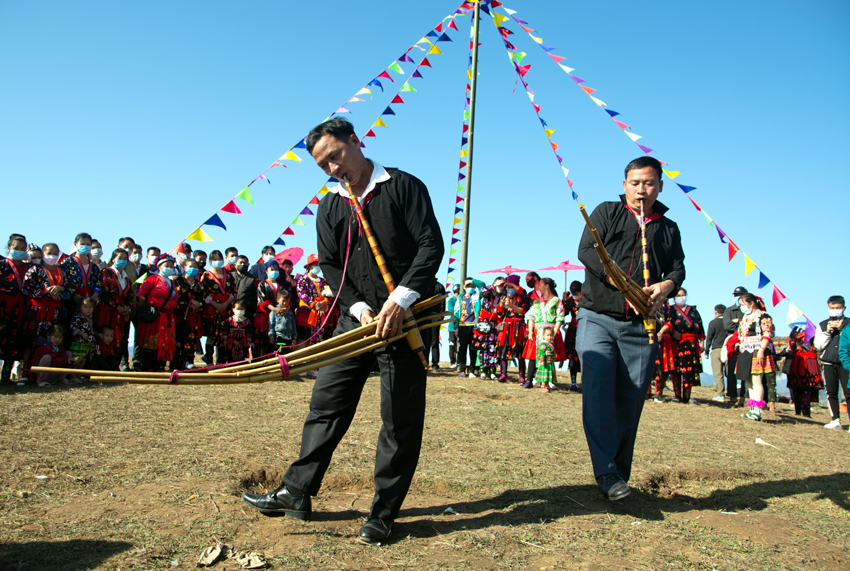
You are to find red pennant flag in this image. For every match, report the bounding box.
[221,200,242,215]
[533,104,542,114]
[772,285,786,307]
[421,57,432,68]
[551,141,559,152]
[378,70,395,83]
[452,228,461,235]
[688,197,701,211]
[364,129,376,138]
[456,195,464,203]
[728,239,740,261]
[491,0,503,6]
[309,196,320,205]
[518,64,531,76]
[435,22,443,32]
[567,178,574,189]
[449,19,458,31]
[550,54,567,63]
[177,242,189,255]
[282,228,295,236]
[459,161,466,170]
[462,124,469,133]
[449,258,456,264]
[391,95,405,104]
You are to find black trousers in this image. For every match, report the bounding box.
[448,330,457,365]
[824,364,850,421]
[725,353,739,399]
[283,314,430,520]
[430,326,440,366]
[456,325,477,373]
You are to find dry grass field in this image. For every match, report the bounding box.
[1,366,848,571]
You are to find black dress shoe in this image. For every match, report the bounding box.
[358,517,393,545]
[241,485,311,520]
[596,474,631,501]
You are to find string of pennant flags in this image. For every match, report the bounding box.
[488,0,816,338]
[172,2,468,252]
[444,10,477,287]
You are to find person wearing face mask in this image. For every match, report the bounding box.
[495,274,531,383]
[453,277,485,378]
[60,232,102,307]
[295,254,330,354]
[525,272,541,302]
[249,246,277,281]
[174,259,204,369]
[144,247,161,276]
[90,239,104,270]
[22,242,71,344]
[117,238,140,286]
[224,301,252,363]
[813,295,850,430]
[446,284,461,369]
[666,288,705,405]
[1,234,33,384]
[254,260,285,359]
[233,254,259,323]
[522,278,566,389]
[193,250,208,274]
[722,286,748,403]
[129,245,144,275]
[561,280,584,390]
[94,249,136,367]
[224,247,239,272]
[472,277,505,380]
[735,293,775,421]
[200,250,236,365]
[135,254,180,372]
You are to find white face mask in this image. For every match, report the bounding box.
[130,253,141,263]
[233,310,246,318]
[147,255,158,266]
[43,254,60,266]
[177,253,188,263]
[262,254,273,263]
[674,296,687,307]
[91,248,103,259]
[829,308,845,318]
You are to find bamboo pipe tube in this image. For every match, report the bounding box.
[347,185,429,371]
[639,200,656,345]
[87,319,450,385]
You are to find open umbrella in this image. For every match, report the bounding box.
[536,260,586,291]
[480,265,533,275]
[275,247,304,267]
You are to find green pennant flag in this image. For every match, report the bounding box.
[516,52,527,64]
[400,82,416,92]
[450,248,458,255]
[236,187,254,204]
[457,184,464,192]
[291,216,305,226]
[388,62,404,74]
[463,110,470,120]
[134,272,147,284]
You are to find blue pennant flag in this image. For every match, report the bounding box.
[572,191,578,200]
[294,139,307,149]
[328,177,339,183]
[677,183,697,193]
[437,33,452,42]
[447,267,456,273]
[480,3,490,15]
[204,213,226,231]
[539,117,548,127]
[605,110,620,118]
[426,31,439,38]
[382,106,396,116]
[367,79,383,92]
[541,45,557,52]
[455,206,463,214]
[461,136,468,146]
[273,237,286,246]
[757,271,770,289]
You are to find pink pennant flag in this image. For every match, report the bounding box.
[335,107,350,114]
[613,120,631,130]
[688,197,701,211]
[254,174,269,183]
[549,54,567,63]
[221,200,242,215]
[772,285,786,307]
[378,70,395,83]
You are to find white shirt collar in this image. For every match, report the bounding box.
[328,159,391,200]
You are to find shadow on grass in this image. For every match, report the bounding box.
[0,539,133,571]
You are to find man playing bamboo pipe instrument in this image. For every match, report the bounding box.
[241,117,444,546]
[576,156,685,502]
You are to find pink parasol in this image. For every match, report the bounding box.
[536,260,586,290]
[480,265,533,275]
[276,247,304,267]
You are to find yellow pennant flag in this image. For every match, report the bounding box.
[281,150,301,162]
[355,88,371,96]
[530,34,543,44]
[373,118,388,129]
[663,170,681,179]
[460,149,468,158]
[318,186,330,194]
[545,129,556,138]
[427,44,443,55]
[744,255,757,276]
[494,13,509,25]
[187,227,212,242]
[589,95,607,107]
[453,217,463,225]
[577,201,586,209]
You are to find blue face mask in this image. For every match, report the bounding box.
[185,267,199,277]
[227,256,237,265]
[466,287,476,295]
[268,270,280,280]
[114,259,128,269]
[211,260,225,269]
[312,266,323,278]
[506,288,516,297]
[76,245,91,255]
[160,267,176,277]
[8,250,27,261]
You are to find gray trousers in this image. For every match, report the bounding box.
[576,308,657,482]
[710,348,725,396]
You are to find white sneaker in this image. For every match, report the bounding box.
[450,364,457,369]
[824,418,843,430]
[490,374,496,380]
[468,373,477,378]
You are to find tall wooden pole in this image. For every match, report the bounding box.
[459,1,481,284]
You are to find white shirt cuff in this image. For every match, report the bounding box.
[389,286,420,309]
[349,301,374,320]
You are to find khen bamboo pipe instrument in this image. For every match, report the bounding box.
[639,200,656,345]
[347,183,430,370]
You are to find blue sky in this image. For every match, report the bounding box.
[2,0,848,332]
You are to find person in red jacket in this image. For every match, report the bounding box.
[31,325,83,386]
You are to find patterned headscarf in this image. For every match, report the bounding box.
[154,253,176,267]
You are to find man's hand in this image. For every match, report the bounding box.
[375,299,404,340]
[272,307,286,316]
[360,309,377,327]
[643,280,675,315]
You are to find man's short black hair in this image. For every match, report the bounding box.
[225,247,238,256]
[237,255,249,263]
[118,237,135,246]
[828,295,845,307]
[262,246,276,255]
[714,304,726,314]
[147,246,161,256]
[624,156,663,180]
[194,250,207,259]
[306,117,356,155]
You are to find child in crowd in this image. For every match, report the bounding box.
[534,327,557,393]
[31,325,82,386]
[269,290,296,355]
[225,301,252,363]
[70,296,96,373]
[91,325,121,371]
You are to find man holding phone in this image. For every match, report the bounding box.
[814,295,850,430]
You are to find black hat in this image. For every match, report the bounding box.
[733,286,748,296]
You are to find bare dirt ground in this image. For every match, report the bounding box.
[1,365,848,571]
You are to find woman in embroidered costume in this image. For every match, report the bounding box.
[735,293,776,421]
[561,280,583,390]
[522,277,566,388]
[295,254,329,348]
[495,274,530,383]
[534,327,557,393]
[648,303,676,402]
[1,234,32,383]
[200,249,235,365]
[254,259,284,359]
[473,278,503,380]
[59,232,103,306]
[783,325,823,417]
[23,243,71,341]
[95,249,135,361]
[136,254,179,371]
[225,301,252,363]
[668,288,705,404]
[174,259,203,369]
